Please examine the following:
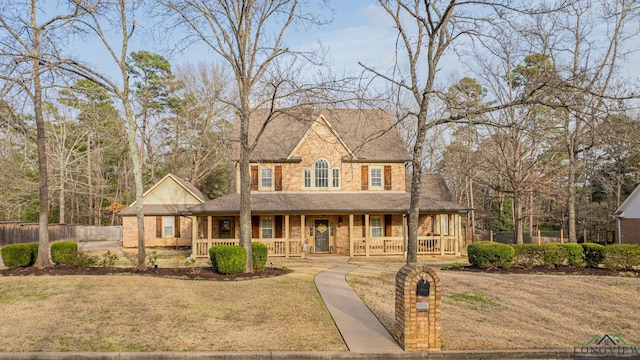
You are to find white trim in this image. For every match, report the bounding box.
[369,166,383,189]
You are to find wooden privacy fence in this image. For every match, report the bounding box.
[0,222,122,246]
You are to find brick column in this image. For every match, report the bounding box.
[395,264,441,351]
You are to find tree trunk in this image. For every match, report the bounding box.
[567,149,577,242]
[123,84,146,271]
[239,110,253,273]
[514,190,523,244]
[31,0,51,269]
[407,104,429,264]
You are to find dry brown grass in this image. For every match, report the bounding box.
[0,257,345,352]
[347,257,640,350]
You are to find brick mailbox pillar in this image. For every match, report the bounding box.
[395,264,441,351]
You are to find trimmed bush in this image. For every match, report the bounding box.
[512,244,544,268]
[209,246,219,273]
[603,244,640,270]
[468,241,514,269]
[581,243,605,268]
[51,241,78,265]
[560,243,584,267]
[1,244,33,268]
[211,245,247,274]
[540,243,565,267]
[26,242,39,265]
[252,242,268,271]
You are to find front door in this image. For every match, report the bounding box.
[315,220,329,252]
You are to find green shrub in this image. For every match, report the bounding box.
[541,243,565,267]
[26,243,39,265]
[1,244,33,268]
[252,243,268,271]
[96,250,119,267]
[581,243,605,268]
[512,244,544,268]
[560,243,584,267]
[209,246,219,273]
[467,241,514,269]
[146,251,158,267]
[603,244,640,270]
[72,252,98,269]
[211,245,247,274]
[51,241,78,265]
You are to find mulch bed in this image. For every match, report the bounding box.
[447,265,640,277]
[0,264,289,280]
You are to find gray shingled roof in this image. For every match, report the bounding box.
[120,204,195,216]
[236,108,411,162]
[406,174,454,202]
[185,192,469,214]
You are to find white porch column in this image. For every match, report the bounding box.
[365,214,370,257]
[349,214,354,257]
[440,215,445,256]
[207,215,213,254]
[191,216,198,258]
[301,214,306,258]
[455,214,460,256]
[285,215,290,258]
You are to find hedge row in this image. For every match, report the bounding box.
[467,241,514,269]
[468,241,640,270]
[209,243,269,274]
[1,241,78,268]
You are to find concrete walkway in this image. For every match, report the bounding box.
[313,256,404,353]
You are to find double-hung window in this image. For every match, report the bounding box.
[370,167,382,189]
[162,216,174,237]
[370,216,383,237]
[261,168,273,189]
[261,217,273,239]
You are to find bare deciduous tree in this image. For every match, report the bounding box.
[159,0,332,272]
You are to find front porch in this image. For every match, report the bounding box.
[191,213,464,258]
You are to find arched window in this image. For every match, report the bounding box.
[314,159,329,188]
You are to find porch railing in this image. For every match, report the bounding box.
[351,236,458,256]
[193,238,303,258]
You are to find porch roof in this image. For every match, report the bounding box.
[184,192,470,215]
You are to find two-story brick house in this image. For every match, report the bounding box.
[184,109,469,258]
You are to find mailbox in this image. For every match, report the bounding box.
[416,279,430,296]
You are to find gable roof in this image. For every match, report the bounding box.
[614,183,640,218]
[235,108,411,162]
[119,173,209,216]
